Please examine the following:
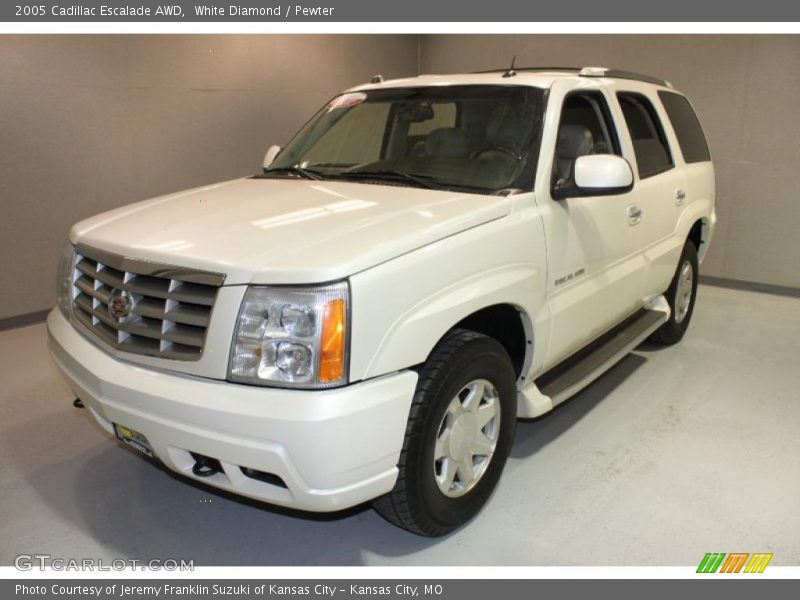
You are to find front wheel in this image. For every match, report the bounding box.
[373,329,517,536]
[651,240,699,345]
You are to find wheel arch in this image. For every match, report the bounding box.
[689,219,704,252]
[350,258,547,383]
[447,303,534,385]
[685,212,713,264]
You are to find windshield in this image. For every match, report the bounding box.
[265,85,546,194]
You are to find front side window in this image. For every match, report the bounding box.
[552,91,622,191]
[266,85,546,194]
[617,92,674,179]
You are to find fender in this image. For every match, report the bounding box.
[646,196,715,273]
[348,204,550,383]
[677,196,716,263]
[649,160,716,269]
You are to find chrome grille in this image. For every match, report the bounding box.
[70,244,225,361]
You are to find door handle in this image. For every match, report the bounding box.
[627,205,643,226]
[675,188,686,206]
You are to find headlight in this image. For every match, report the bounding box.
[228,282,349,389]
[56,242,76,319]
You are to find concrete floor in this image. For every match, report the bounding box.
[1,284,798,566]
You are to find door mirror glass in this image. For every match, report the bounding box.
[572,154,633,195]
[263,145,282,171]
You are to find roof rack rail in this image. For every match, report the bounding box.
[473,65,672,88]
[473,66,580,74]
[579,67,673,88]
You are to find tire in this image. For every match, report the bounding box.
[373,329,517,536]
[650,240,699,345]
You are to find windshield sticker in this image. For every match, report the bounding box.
[326,92,367,111]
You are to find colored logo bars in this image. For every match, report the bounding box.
[697,552,773,573]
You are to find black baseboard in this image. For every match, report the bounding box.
[0,309,51,332]
[699,276,800,299]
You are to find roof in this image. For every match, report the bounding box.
[349,72,569,92]
[348,67,673,93]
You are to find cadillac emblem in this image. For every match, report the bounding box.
[108,289,134,321]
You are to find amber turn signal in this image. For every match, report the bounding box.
[318,298,346,383]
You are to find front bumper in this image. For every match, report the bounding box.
[47,309,417,512]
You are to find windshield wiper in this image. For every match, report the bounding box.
[332,169,443,190]
[257,166,324,181]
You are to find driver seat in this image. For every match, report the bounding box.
[555,125,594,183]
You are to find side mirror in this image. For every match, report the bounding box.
[573,154,633,194]
[262,145,282,171]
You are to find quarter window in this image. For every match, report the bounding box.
[658,91,711,163]
[617,92,673,178]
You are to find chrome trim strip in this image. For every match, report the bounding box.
[75,243,226,287]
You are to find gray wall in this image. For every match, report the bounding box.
[420,34,800,290]
[0,35,418,321]
[1,34,798,323]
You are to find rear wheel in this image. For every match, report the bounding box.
[373,329,517,536]
[651,240,699,345]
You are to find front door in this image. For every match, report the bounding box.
[539,87,645,371]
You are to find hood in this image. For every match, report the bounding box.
[70,177,511,285]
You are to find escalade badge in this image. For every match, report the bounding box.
[108,289,134,321]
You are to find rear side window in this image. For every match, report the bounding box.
[617,92,673,179]
[658,91,711,163]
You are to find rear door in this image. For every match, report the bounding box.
[657,90,715,263]
[612,88,688,297]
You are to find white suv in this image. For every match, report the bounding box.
[48,66,716,536]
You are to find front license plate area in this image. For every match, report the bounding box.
[114,423,155,458]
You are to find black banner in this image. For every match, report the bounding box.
[4,579,798,600]
[4,0,800,22]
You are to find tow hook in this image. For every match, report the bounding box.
[73,398,84,409]
[191,453,222,478]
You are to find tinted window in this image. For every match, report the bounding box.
[658,91,711,163]
[617,93,673,178]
